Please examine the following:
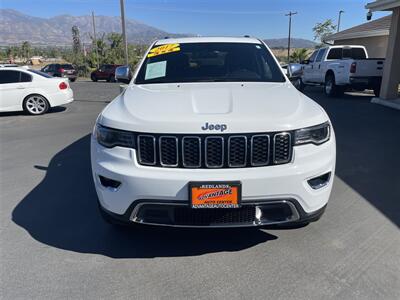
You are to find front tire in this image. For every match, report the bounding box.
[324,74,343,97]
[69,78,76,82]
[91,74,97,82]
[294,77,305,91]
[23,94,49,115]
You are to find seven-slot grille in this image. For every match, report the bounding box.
[137,132,292,169]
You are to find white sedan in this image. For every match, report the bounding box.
[0,67,74,115]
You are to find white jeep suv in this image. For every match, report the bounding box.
[91,37,336,228]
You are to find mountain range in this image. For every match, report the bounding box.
[0,9,316,48]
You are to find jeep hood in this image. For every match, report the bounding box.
[99,82,329,133]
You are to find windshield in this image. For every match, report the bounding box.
[135,42,285,84]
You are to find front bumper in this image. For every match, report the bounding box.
[91,133,335,227]
[99,198,327,227]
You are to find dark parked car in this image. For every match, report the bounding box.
[90,64,122,82]
[41,64,77,82]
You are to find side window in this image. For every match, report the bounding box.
[20,72,32,82]
[308,50,318,63]
[315,48,327,62]
[0,70,21,84]
[327,48,342,60]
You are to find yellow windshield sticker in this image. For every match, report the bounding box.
[147,43,180,58]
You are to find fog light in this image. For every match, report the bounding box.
[99,175,121,190]
[308,172,331,190]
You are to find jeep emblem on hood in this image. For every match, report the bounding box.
[201,122,227,132]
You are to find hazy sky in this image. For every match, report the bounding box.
[2,0,390,40]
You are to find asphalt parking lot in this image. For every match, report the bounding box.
[1,81,399,299]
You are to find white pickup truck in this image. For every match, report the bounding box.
[297,45,384,97]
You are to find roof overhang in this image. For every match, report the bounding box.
[366,0,400,12]
[324,29,389,42]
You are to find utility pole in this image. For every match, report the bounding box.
[120,0,129,65]
[92,11,99,69]
[337,10,344,32]
[285,11,297,65]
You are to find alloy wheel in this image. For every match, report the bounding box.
[25,95,48,115]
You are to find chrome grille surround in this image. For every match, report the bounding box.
[250,134,270,167]
[182,136,202,168]
[228,135,247,167]
[205,136,224,168]
[159,136,179,167]
[137,135,156,165]
[136,132,293,169]
[273,132,292,164]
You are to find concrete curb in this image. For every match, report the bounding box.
[371,97,400,110]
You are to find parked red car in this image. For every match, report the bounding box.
[90,64,122,82]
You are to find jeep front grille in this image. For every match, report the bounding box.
[137,132,293,169]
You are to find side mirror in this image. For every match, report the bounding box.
[115,65,132,84]
[301,60,310,65]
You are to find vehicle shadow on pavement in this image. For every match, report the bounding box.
[0,106,66,117]
[306,88,400,227]
[12,134,277,258]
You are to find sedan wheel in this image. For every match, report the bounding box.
[24,95,49,115]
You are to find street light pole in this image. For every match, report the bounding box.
[120,0,129,66]
[92,11,99,69]
[337,10,344,32]
[285,11,297,65]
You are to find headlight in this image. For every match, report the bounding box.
[294,122,331,145]
[95,124,136,148]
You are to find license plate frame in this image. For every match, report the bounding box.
[189,181,242,209]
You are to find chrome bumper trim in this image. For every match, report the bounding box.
[129,200,300,228]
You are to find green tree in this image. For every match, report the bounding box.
[290,48,309,63]
[312,19,337,43]
[20,41,31,62]
[105,33,124,64]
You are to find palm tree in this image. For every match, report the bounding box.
[290,48,309,63]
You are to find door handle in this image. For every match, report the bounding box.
[16,85,26,89]
[318,64,321,69]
